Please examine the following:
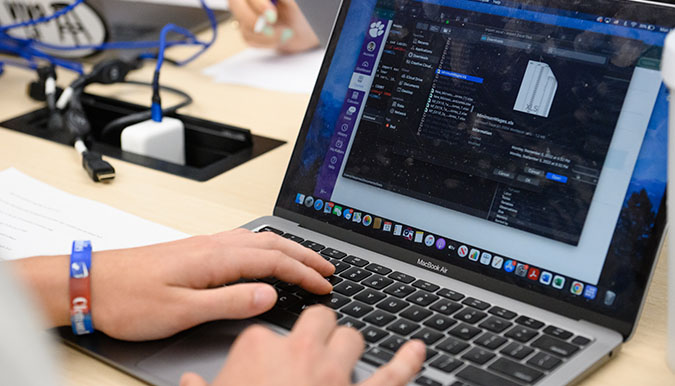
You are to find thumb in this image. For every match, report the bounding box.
[192,283,278,321]
[180,372,208,386]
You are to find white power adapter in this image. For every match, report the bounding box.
[121,117,186,165]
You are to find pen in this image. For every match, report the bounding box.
[254,0,279,34]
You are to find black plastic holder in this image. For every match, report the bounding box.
[0,93,285,181]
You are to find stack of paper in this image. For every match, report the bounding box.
[203,48,326,94]
[0,168,188,261]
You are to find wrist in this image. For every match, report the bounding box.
[10,254,71,328]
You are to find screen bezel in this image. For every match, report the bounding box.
[274,0,670,340]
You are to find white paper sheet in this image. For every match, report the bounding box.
[120,0,229,10]
[0,168,189,261]
[203,48,325,94]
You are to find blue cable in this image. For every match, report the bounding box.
[6,0,216,56]
[1,0,217,117]
[1,0,216,76]
[151,21,208,122]
[0,58,38,70]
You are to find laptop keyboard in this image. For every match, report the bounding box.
[252,227,593,386]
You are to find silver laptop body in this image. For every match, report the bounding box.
[59,1,672,385]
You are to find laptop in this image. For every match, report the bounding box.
[59,0,672,385]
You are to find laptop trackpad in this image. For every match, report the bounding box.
[137,320,252,385]
[137,319,375,386]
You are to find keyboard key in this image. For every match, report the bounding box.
[430,299,462,315]
[515,315,545,330]
[415,376,442,386]
[277,292,301,309]
[377,297,410,313]
[331,260,351,274]
[338,317,365,329]
[505,325,539,343]
[411,328,444,345]
[276,281,300,292]
[366,263,392,275]
[362,275,394,290]
[387,319,420,335]
[326,276,343,285]
[341,301,373,318]
[295,289,320,302]
[412,279,440,292]
[355,288,386,305]
[462,297,491,311]
[380,335,406,351]
[457,366,520,386]
[384,283,416,298]
[258,277,278,285]
[362,347,394,367]
[531,335,579,358]
[436,336,470,355]
[479,316,512,333]
[406,291,439,307]
[423,314,456,331]
[430,354,464,374]
[401,305,433,322]
[448,323,481,340]
[321,248,347,259]
[341,267,372,282]
[362,326,389,343]
[319,293,350,309]
[527,351,563,371]
[437,288,465,301]
[301,240,325,252]
[474,332,507,350]
[489,357,544,384]
[488,306,517,320]
[461,347,495,365]
[334,281,364,296]
[343,255,369,267]
[388,271,416,284]
[571,335,591,346]
[454,308,487,324]
[258,226,283,235]
[543,325,573,340]
[364,310,397,327]
[259,307,298,330]
[282,233,304,243]
[500,342,534,360]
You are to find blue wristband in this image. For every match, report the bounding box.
[70,240,94,335]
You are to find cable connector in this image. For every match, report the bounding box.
[27,65,61,102]
[64,104,91,139]
[87,58,141,85]
[151,70,163,122]
[82,151,116,182]
[57,58,142,110]
[75,139,115,182]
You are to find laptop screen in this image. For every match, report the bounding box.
[277,0,671,331]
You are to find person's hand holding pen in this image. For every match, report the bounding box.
[229,0,320,53]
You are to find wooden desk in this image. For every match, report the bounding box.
[0,21,673,386]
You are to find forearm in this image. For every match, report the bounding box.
[9,254,70,328]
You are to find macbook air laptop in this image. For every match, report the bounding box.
[59,0,672,385]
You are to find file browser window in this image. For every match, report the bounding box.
[340,4,635,246]
[323,0,661,284]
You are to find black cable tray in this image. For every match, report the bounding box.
[0,93,285,182]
